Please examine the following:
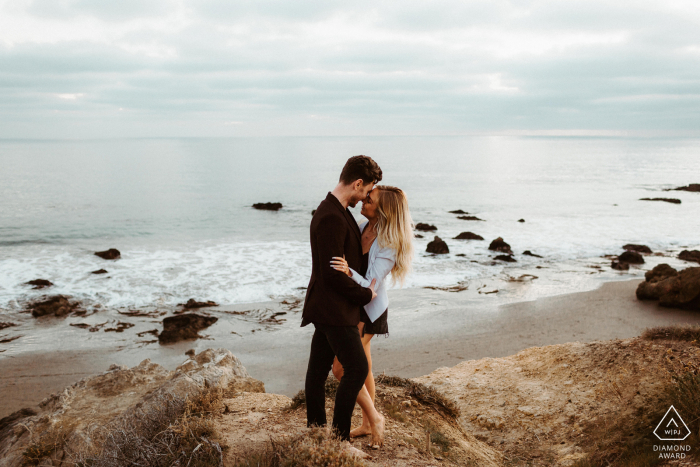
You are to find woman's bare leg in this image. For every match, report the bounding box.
[350,333,375,437]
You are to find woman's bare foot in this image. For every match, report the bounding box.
[370,413,385,447]
[350,424,372,438]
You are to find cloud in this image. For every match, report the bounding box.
[0,0,699,137]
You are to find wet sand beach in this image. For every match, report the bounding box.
[1,278,698,419]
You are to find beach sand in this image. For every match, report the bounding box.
[1,278,698,419]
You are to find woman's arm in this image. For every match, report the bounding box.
[347,249,395,290]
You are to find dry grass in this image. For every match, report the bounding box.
[230,427,366,467]
[22,421,77,466]
[641,324,700,343]
[375,374,460,419]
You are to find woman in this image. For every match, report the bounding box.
[330,185,414,446]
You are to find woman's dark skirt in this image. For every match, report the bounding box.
[360,307,388,337]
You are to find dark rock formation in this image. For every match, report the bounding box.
[414,234,424,238]
[457,216,484,221]
[104,321,135,333]
[494,255,517,262]
[182,299,219,309]
[618,251,645,264]
[0,322,16,330]
[426,236,449,254]
[311,209,316,215]
[252,202,282,211]
[27,295,83,318]
[454,232,484,240]
[24,279,53,289]
[637,266,700,310]
[623,244,652,254]
[518,219,525,223]
[158,313,219,344]
[91,269,108,274]
[644,264,678,283]
[639,198,681,204]
[94,249,121,260]
[669,184,700,192]
[523,250,543,258]
[679,250,700,264]
[449,209,469,214]
[488,237,512,255]
[611,261,629,271]
[415,223,437,231]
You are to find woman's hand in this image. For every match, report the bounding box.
[330,256,351,277]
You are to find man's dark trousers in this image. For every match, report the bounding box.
[305,322,369,440]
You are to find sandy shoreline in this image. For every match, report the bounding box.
[1,278,699,419]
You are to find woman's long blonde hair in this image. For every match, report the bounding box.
[373,186,414,287]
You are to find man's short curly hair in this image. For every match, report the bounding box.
[339,155,383,186]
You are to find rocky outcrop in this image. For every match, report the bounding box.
[622,244,652,254]
[488,237,512,254]
[252,202,282,211]
[611,260,630,271]
[679,250,700,264]
[494,255,516,262]
[458,215,484,221]
[523,250,542,258]
[94,249,120,260]
[0,349,264,467]
[639,197,681,204]
[636,266,700,310]
[415,223,437,231]
[669,184,700,192]
[618,251,644,264]
[159,313,219,344]
[454,232,484,240]
[426,236,449,254]
[449,209,469,214]
[24,279,53,289]
[26,296,83,318]
[91,269,108,274]
[182,298,219,309]
[518,219,525,222]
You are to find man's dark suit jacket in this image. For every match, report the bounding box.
[301,192,373,327]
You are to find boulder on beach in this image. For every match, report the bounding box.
[415,223,437,232]
[24,279,53,289]
[679,250,700,264]
[618,251,645,264]
[523,250,543,258]
[252,202,282,211]
[94,248,121,260]
[494,255,517,262]
[488,237,512,255]
[639,197,681,204]
[182,298,219,309]
[27,295,83,318]
[623,244,652,254]
[426,236,449,254]
[91,269,108,274]
[454,232,484,240]
[611,261,630,271]
[159,313,219,344]
[637,266,700,310]
[518,219,525,223]
[669,184,700,192]
[457,215,484,221]
[448,209,469,214]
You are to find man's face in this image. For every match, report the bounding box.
[348,180,375,207]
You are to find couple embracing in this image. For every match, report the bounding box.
[301,155,414,448]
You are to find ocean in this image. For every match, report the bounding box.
[1,135,699,312]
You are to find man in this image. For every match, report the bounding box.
[302,155,383,442]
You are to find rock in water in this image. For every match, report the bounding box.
[252,202,283,211]
[639,197,681,204]
[24,279,53,289]
[454,232,484,240]
[448,209,469,214]
[95,248,121,260]
[27,295,83,318]
[494,255,517,262]
[518,219,525,223]
[91,269,108,274]
[415,223,437,231]
[182,298,219,309]
[457,215,484,221]
[623,244,652,254]
[159,313,219,344]
[426,236,449,254]
[645,264,678,283]
[618,251,645,264]
[488,237,512,254]
[670,184,700,192]
[611,261,629,271]
[523,250,543,258]
[679,250,700,264]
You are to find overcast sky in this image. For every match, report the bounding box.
[1,0,699,138]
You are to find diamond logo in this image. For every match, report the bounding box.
[654,406,691,441]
